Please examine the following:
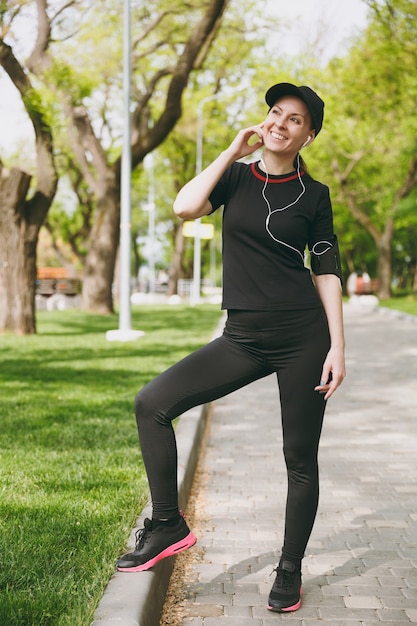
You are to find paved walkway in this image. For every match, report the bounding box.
[92,304,417,625]
[178,304,417,625]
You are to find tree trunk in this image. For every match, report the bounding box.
[167,222,185,296]
[376,217,395,300]
[0,167,36,333]
[57,0,229,314]
[81,173,120,313]
[1,25,58,334]
[377,236,392,300]
[411,262,417,294]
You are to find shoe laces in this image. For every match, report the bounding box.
[134,518,153,550]
[133,512,186,550]
[271,566,297,591]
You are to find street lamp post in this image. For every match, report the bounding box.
[106,0,144,341]
[118,0,133,332]
[144,153,156,294]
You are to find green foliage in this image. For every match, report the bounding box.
[0,304,222,625]
[45,0,280,278]
[392,191,417,289]
[52,0,122,90]
[0,1,7,20]
[313,0,417,287]
[380,295,417,316]
[0,0,24,32]
[49,59,93,103]
[21,86,46,119]
[5,0,417,296]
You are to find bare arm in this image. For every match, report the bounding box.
[313,273,346,399]
[173,125,264,220]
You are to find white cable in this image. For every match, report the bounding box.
[260,155,305,261]
[311,241,333,255]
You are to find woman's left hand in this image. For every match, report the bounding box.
[314,346,346,400]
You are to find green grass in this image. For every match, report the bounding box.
[0,304,222,626]
[379,294,417,317]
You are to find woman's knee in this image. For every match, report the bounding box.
[283,442,318,475]
[135,384,157,422]
[134,379,174,427]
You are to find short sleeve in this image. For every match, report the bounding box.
[308,185,334,248]
[208,165,235,213]
[308,185,343,282]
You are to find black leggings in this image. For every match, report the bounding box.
[135,308,330,563]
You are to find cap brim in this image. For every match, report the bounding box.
[265,83,303,108]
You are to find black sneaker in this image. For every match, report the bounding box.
[117,515,196,572]
[267,560,302,612]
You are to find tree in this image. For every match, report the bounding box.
[44,0,276,302]
[321,0,417,298]
[0,5,58,334]
[0,0,231,325]
[57,0,231,313]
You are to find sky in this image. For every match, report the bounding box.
[0,0,369,154]
[267,0,369,61]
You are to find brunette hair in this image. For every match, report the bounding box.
[295,153,309,175]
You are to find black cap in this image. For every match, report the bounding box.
[265,82,325,135]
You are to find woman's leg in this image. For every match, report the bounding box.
[117,316,270,572]
[135,333,269,520]
[267,309,329,611]
[276,310,330,566]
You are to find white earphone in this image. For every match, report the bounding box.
[302,136,312,148]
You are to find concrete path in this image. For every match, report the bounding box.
[92,304,417,625]
[178,304,417,625]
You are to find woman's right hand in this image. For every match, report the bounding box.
[174,123,265,220]
[226,124,265,161]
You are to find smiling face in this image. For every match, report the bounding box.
[262,95,314,157]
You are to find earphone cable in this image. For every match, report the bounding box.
[261,154,305,260]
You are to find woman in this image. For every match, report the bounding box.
[117,82,346,613]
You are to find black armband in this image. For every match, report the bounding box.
[310,235,343,283]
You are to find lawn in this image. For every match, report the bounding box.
[0,304,222,626]
[379,294,417,317]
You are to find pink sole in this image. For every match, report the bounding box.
[267,587,302,612]
[117,531,197,572]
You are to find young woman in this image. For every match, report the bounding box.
[117,82,346,613]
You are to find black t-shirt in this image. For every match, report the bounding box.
[208,160,337,311]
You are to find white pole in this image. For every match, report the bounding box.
[106,0,144,341]
[118,0,132,332]
[146,154,156,294]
